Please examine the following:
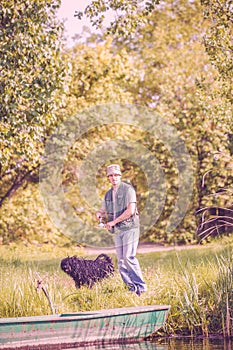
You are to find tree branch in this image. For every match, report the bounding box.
[0,169,33,207]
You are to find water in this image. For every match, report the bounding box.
[79,338,233,350]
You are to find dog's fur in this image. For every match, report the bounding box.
[60,253,114,288]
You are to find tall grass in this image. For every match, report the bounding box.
[1,239,233,337]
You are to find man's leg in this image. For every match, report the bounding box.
[114,231,134,287]
[114,229,147,293]
[121,228,147,294]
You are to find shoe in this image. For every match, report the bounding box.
[128,285,137,293]
[128,285,141,296]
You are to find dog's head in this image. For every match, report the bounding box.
[60,256,77,274]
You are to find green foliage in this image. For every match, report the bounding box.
[201,0,233,84]
[2,240,233,338]
[125,0,232,239]
[0,0,232,245]
[63,38,139,113]
[0,183,71,245]
[199,0,233,165]
[116,0,228,241]
[199,0,233,176]
[75,0,159,39]
[206,254,233,337]
[0,0,68,206]
[170,249,233,337]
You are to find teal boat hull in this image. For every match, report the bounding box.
[0,305,170,349]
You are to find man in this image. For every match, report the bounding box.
[96,164,147,296]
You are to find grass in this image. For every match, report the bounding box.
[1,238,233,338]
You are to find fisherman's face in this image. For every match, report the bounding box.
[108,174,121,187]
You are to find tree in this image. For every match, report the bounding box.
[134,0,232,241]
[77,0,232,243]
[201,0,232,89]
[62,38,139,115]
[0,0,68,207]
[1,0,231,244]
[75,0,159,39]
[200,0,233,160]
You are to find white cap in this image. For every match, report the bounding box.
[107,164,122,176]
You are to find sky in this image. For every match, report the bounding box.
[56,0,92,45]
[57,0,114,46]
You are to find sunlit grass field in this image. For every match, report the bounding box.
[1,238,233,337]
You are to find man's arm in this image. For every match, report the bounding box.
[105,202,136,230]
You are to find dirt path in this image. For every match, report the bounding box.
[83,243,199,255]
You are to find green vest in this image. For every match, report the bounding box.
[104,182,139,232]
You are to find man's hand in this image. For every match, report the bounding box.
[106,221,115,230]
[96,212,103,220]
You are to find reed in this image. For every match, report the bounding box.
[1,239,233,337]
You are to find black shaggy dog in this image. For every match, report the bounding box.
[60,253,114,288]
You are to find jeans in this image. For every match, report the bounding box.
[114,228,147,293]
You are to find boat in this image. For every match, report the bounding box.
[0,304,170,349]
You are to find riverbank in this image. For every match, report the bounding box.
[0,238,233,338]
